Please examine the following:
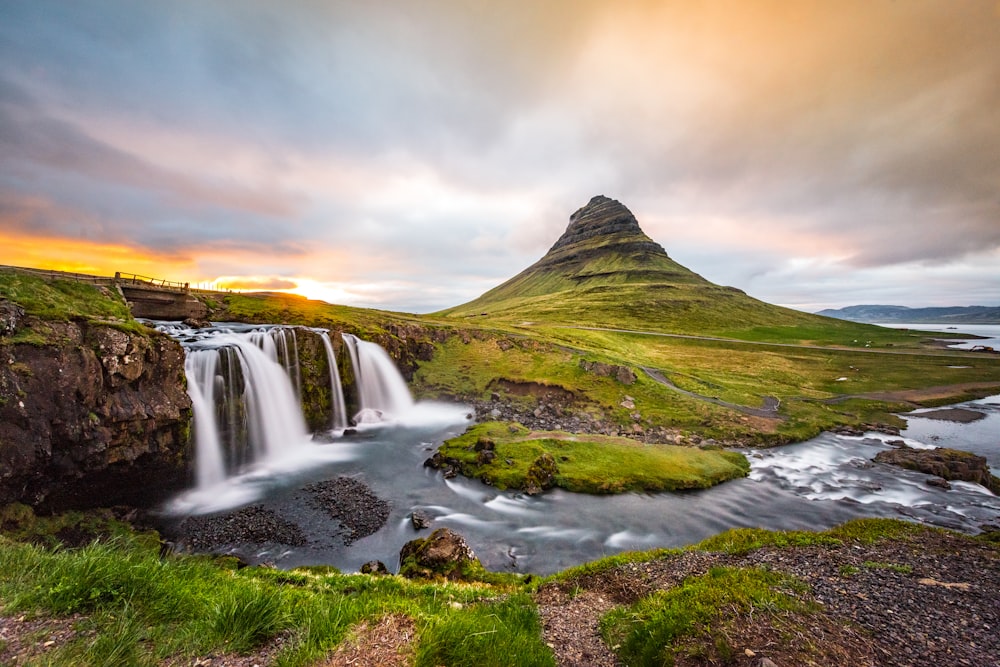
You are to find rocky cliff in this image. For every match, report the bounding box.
[0,311,192,511]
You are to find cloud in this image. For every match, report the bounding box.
[1,1,998,312]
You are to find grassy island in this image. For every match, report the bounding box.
[431,422,750,494]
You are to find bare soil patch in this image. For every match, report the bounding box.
[317,614,416,667]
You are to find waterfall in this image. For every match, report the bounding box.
[180,331,309,488]
[158,322,416,490]
[320,331,349,430]
[342,333,415,423]
[184,350,226,488]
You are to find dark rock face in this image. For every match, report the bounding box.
[398,527,480,580]
[551,196,660,252]
[0,319,192,511]
[0,300,25,336]
[539,195,669,269]
[874,447,1000,494]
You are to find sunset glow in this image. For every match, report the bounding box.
[2,1,998,312]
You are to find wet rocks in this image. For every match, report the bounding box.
[178,506,307,551]
[361,560,389,575]
[398,528,481,580]
[524,452,558,495]
[874,447,1000,494]
[305,477,391,544]
[410,510,432,530]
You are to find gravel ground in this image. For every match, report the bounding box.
[304,476,390,545]
[536,529,1000,667]
[176,505,308,552]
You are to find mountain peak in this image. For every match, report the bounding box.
[550,195,655,251]
[540,196,669,271]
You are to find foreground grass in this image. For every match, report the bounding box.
[0,512,951,666]
[0,532,552,666]
[436,422,750,493]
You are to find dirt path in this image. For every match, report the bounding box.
[641,366,783,419]
[535,530,1000,667]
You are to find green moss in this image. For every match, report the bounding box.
[0,270,132,323]
[435,422,750,494]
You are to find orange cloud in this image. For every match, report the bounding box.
[0,232,198,282]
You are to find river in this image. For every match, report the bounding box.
[159,322,1000,575]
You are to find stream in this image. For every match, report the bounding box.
[156,321,1000,575]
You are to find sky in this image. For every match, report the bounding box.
[1,1,999,314]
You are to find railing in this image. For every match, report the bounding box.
[114,272,189,292]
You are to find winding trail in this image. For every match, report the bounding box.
[640,366,783,419]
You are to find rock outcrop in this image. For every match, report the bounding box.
[398,528,482,580]
[874,447,1000,494]
[0,318,192,511]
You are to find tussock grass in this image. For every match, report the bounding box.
[0,529,552,666]
[0,269,132,323]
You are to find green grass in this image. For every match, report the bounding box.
[0,511,969,666]
[0,527,553,667]
[436,422,750,493]
[413,594,555,667]
[414,325,1000,446]
[600,566,814,667]
[0,269,132,324]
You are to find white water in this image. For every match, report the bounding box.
[320,331,349,431]
[184,350,226,488]
[156,319,1000,573]
[156,321,452,514]
[342,333,415,423]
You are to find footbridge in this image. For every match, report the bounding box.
[112,272,209,320]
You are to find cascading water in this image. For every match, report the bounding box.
[184,350,226,488]
[320,332,349,430]
[182,330,309,489]
[342,333,415,423]
[157,322,418,499]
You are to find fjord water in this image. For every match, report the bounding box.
[158,322,1000,574]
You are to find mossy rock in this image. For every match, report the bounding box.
[524,452,558,495]
[398,528,483,581]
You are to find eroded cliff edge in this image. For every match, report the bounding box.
[0,308,192,511]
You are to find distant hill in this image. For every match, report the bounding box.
[817,305,1000,325]
[438,196,864,338]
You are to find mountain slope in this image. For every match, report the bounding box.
[439,196,843,337]
[818,304,1000,325]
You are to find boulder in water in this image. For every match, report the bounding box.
[874,447,1000,494]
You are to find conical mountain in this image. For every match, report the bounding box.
[439,196,827,335]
